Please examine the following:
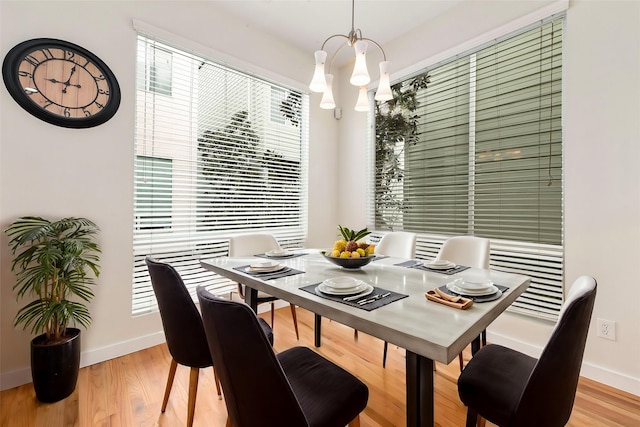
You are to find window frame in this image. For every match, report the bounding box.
[370,14,565,320]
[132,32,309,316]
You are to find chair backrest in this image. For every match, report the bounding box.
[145,257,212,368]
[512,276,597,426]
[196,287,308,426]
[229,233,281,257]
[436,235,490,269]
[375,231,417,259]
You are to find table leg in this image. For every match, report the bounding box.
[471,335,481,355]
[314,314,322,347]
[406,351,434,427]
[245,287,258,313]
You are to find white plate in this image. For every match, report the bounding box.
[250,260,280,269]
[265,250,293,257]
[323,284,363,293]
[425,260,456,270]
[446,282,499,296]
[317,282,372,296]
[246,264,285,273]
[456,280,495,292]
[322,276,359,290]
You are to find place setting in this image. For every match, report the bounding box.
[254,249,306,259]
[233,260,304,280]
[436,277,508,303]
[300,276,408,311]
[396,259,471,275]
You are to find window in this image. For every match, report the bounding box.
[270,86,286,124]
[136,44,173,95]
[373,17,564,320]
[133,34,308,316]
[134,156,172,230]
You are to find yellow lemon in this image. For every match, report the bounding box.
[333,239,347,252]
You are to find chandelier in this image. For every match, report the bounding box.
[308,0,393,112]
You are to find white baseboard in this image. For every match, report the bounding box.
[0,331,167,391]
[579,362,640,397]
[79,331,167,368]
[1,301,288,392]
[487,331,640,397]
[0,367,32,392]
[7,303,634,398]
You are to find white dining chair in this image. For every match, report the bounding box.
[437,235,490,370]
[228,233,299,339]
[437,235,490,271]
[374,232,417,367]
[375,231,417,259]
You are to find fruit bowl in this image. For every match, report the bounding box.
[320,251,375,269]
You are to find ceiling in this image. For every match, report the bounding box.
[210,1,466,65]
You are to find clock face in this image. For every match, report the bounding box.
[2,39,120,128]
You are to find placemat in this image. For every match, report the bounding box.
[300,283,408,311]
[437,284,509,303]
[254,253,307,260]
[233,265,305,280]
[395,260,470,275]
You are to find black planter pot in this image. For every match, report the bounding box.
[30,328,81,403]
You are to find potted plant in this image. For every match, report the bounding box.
[5,216,101,402]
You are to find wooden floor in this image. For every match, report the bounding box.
[1,307,639,427]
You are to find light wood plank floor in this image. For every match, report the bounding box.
[1,307,639,426]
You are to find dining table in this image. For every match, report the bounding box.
[200,250,530,427]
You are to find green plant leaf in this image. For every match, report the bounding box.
[353,227,372,242]
[5,216,101,340]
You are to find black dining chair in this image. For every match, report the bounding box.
[145,257,273,427]
[458,275,597,427]
[196,286,369,427]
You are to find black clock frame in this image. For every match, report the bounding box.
[2,38,121,129]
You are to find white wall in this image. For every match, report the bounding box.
[337,0,640,395]
[2,0,639,397]
[0,0,337,390]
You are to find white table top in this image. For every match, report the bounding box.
[200,251,530,364]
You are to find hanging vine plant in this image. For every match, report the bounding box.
[374,73,430,229]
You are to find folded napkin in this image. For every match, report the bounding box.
[425,288,473,310]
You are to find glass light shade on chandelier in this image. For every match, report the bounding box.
[355,86,370,112]
[308,0,393,111]
[320,74,336,110]
[309,51,328,93]
[309,48,392,110]
[350,40,370,86]
[374,61,393,101]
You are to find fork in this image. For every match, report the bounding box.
[358,292,391,305]
[343,290,373,302]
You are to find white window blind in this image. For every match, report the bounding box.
[133,34,308,316]
[372,17,564,320]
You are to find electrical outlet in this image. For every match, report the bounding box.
[597,318,616,341]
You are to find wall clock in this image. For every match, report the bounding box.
[2,38,120,128]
